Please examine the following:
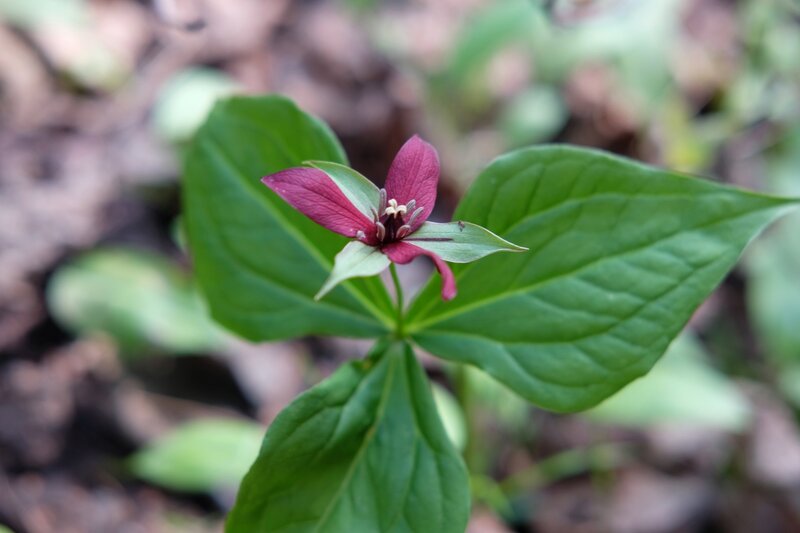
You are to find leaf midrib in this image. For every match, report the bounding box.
[312,354,400,532]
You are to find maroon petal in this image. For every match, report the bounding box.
[384,135,440,230]
[262,168,376,241]
[383,241,456,301]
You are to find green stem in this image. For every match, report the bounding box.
[455,363,480,472]
[498,442,629,496]
[389,263,405,337]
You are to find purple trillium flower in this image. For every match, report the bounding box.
[262,136,526,301]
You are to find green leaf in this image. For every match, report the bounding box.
[408,221,527,263]
[431,383,467,451]
[316,241,390,301]
[585,333,750,430]
[183,95,394,341]
[406,146,795,412]
[745,212,800,361]
[776,364,800,409]
[308,160,381,219]
[500,86,568,146]
[0,0,87,27]
[227,343,470,533]
[153,67,239,143]
[443,0,540,87]
[47,248,223,355]
[463,366,529,428]
[129,418,264,493]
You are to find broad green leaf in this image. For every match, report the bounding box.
[406,146,795,412]
[585,333,750,430]
[227,343,470,533]
[47,248,223,355]
[0,525,12,533]
[316,241,390,300]
[308,161,381,219]
[129,418,264,493]
[408,221,527,263]
[183,96,394,341]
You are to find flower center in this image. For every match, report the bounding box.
[364,189,425,244]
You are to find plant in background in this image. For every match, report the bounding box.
[183,94,797,532]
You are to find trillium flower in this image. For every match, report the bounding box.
[262,135,526,301]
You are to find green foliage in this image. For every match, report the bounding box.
[183,96,394,341]
[47,248,222,355]
[129,418,264,493]
[586,334,751,430]
[227,342,469,533]
[406,146,792,412]
[500,87,567,147]
[153,68,240,143]
[431,383,467,451]
[184,96,799,531]
[0,0,86,27]
[745,212,800,362]
[463,366,529,429]
[443,0,540,88]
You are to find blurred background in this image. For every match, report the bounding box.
[1,0,800,531]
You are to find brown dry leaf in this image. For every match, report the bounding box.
[0,337,118,469]
[609,469,714,533]
[745,385,800,488]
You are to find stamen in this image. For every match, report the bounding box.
[370,206,379,222]
[406,199,416,213]
[375,221,386,241]
[379,189,387,214]
[384,198,407,218]
[406,206,424,227]
[396,225,411,239]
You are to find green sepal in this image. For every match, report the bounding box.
[316,241,390,300]
[307,160,381,219]
[407,220,527,263]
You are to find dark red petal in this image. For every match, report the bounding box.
[383,241,456,301]
[262,168,376,240]
[384,135,439,230]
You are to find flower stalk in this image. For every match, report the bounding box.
[389,263,405,338]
